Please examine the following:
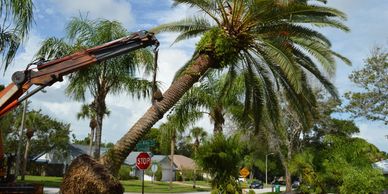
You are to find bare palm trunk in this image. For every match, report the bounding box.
[212,107,224,134]
[21,138,30,180]
[193,145,198,189]
[169,136,175,190]
[89,128,95,155]
[100,53,215,175]
[93,116,103,159]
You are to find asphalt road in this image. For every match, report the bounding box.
[44,186,286,194]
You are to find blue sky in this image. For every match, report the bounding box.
[1,0,387,152]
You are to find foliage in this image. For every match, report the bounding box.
[293,132,385,193]
[153,0,350,136]
[118,165,132,180]
[137,128,162,154]
[155,164,163,181]
[196,133,244,192]
[0,106,70,158]
[340,167,384,194]
[0,0,33,71]
[344,46,388,124]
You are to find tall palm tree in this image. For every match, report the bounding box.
[100,0,350,178]
[0,0,33,72]
[188,126,207,188]
[35,17,154,160]
[159,112,192,190]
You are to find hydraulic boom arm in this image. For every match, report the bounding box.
[0,31,159,118]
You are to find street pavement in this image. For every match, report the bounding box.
[44,186,286,194]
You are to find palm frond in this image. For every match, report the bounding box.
[34,37,72,60]
[0,30,20,72]
[151,17,213,44]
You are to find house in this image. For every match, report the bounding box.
[31,144,107,176]
[373,159,388,175]
[124,152,197,181]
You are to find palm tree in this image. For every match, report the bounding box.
[196,133,244,191]
[0,0,33,71]
[188,126,207,188]
[174,73,244,134]
[35,17,154,159]
[100,0,350,179]
[159,113,191,190]
[77,102,109,156]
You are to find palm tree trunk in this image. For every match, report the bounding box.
[169,136,175,190]
[212,107,224,134]
[93,115,103,159]
[21,138,31,180]
[100,52,216,175]
[89,128,95,155]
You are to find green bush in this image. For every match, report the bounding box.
[340,168,384,194]
[118,165,134,180]
[176,171,183,181]
[154,164,162,181]
[247,190,255,194]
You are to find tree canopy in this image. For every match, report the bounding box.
[345,47,388,124]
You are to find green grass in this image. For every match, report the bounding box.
[19,176,211,193]
[121,180,209,193]
[18,176,62,187]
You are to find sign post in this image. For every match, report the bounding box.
[239,167,250,189]
[136,152,151,194]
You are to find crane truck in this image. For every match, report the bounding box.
[0,31,159,193]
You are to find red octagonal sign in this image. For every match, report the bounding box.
[136,152,151,170]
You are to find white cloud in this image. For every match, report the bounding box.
[50,0,134,28]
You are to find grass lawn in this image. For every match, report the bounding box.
[20,176,210,193]
[178,180,211,188]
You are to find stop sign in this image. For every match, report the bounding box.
[136,152,151,170]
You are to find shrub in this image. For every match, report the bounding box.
[118,165,131,180]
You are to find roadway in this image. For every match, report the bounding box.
[44,186,287,194]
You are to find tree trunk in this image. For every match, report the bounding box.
[169,136,175,190]
[193,145,197,189]
[21,138,30,181]
[89,127,95,155]
[93,115,103,159]
[100,52,215,175]
[212,106,224,134]
[285,167,292,192]
[93,90,107,159]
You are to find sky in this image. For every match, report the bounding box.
[1,0,387,152]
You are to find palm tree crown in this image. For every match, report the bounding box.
[0,0,34,72]
[153,0,350,129]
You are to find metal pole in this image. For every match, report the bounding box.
[142,170,145,194]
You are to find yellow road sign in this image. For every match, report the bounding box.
[239,167,250,178]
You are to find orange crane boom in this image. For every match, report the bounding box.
[0,30,158,182]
